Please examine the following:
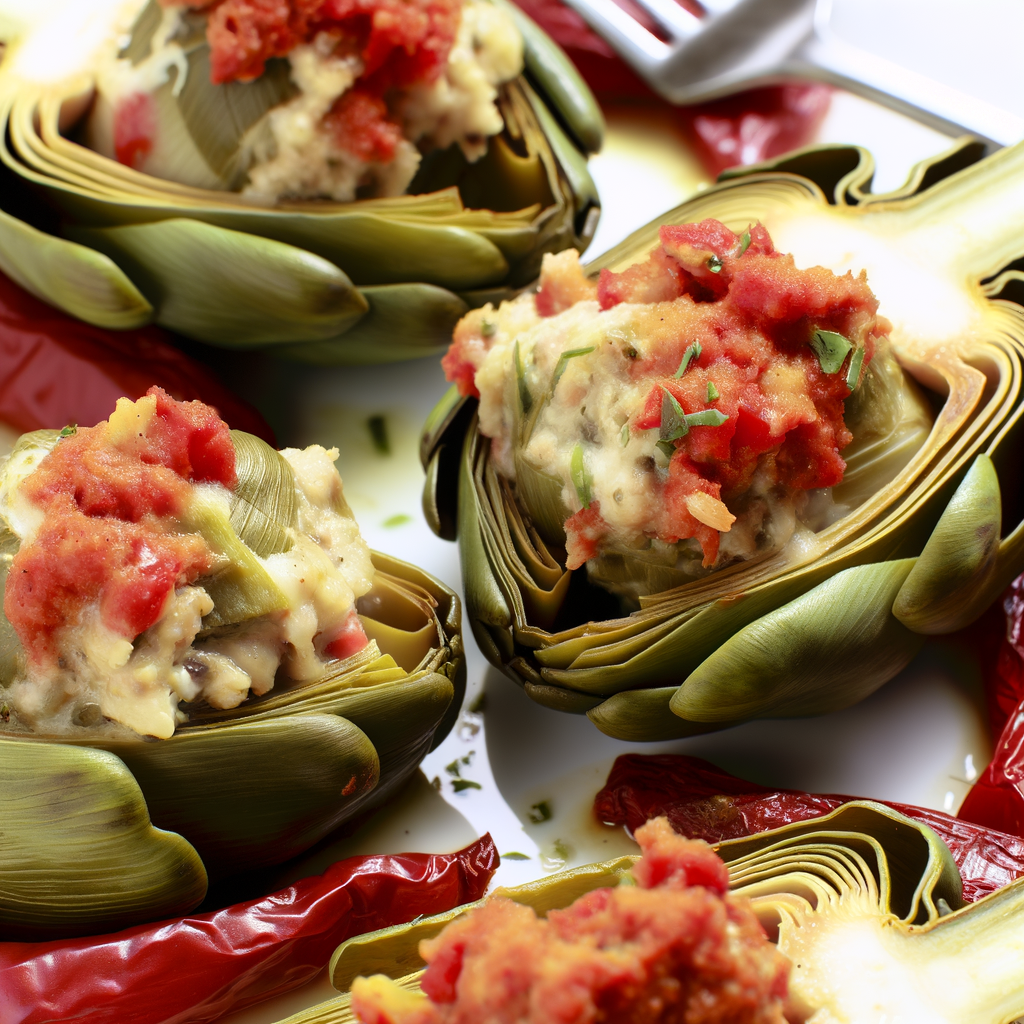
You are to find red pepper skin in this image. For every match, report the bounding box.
[0,270,274,444]
[510,0,831,176]
[595,754,1024,904]
[0,835,498,1024]
[957,581,1024,838]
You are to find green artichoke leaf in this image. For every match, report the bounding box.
[522,80,600,242]
[329,856,636,991]
[587,686,738,742]
[0,200,152,328]
[66,217,370,346]
[0,739,207,939]
[106,713,379,876]
[490,0,604,156]
[894,453,1001,633]
[228,429,298,557]
[273,284,469,365]
[289,803,1020,1024]
[175,48,296,187]
[671,559,924,723]
[182,488,291,630]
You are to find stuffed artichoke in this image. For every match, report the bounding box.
[0,390,465,939]
[279,802,1024,1024]
[0,0,601,359]
[422,139,1024,739]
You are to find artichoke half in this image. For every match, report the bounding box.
[0,0,601,360]
[422,138,1024,740]
[0,430,465,941]
[264,802,1024,1024]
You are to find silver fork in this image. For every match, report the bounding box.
[556,0,1024,148]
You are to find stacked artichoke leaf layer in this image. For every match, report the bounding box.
[423,139,1024,740]
[0,428,466,941]
[0,0,601,360]
[271,802,1024,1024]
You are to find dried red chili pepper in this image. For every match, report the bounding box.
[0,269,273,443]
[595,754,1024,904]
[0,834,498,1024]
[958,579,1024,837]
[510,0,831,176]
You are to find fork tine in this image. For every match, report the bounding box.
[697,0,745,14]
[627,0,702,40]
[560,0,670,63]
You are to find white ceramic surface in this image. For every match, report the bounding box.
[217,95,993,1023]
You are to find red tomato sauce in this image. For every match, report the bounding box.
[160,0,460,164]
[4,388,237,663]
[444,219,886,570]
[350,816,791,1024]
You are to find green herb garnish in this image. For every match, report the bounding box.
[736,229,751,257]
[660,388,730,448]
[514,340,533,415]
[810,329,853,374]
[674,342,702,378]
[655,439,676,460]
[685,409,730,427]
[846,347,866,390]
[707,381,719,402]
[570,443,592,509]
[383,513,412,528]
[480,318,496,337]
[660,389,689,441]
[366,415,389,455]
[528,800,553,824]
[58,424,77,438]
[620,423,630,447]
[552,345,595,390]
[452,779,482,793]
[502,852,531,861]
[706,255,723,273]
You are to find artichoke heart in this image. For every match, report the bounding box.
[307,804,1024,1024]
[0,386,376,740]
[0,0,603,357]
[86,0,525,203]
[422,139,1024,737]
[442,222,930,603]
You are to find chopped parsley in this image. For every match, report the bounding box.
[810,329,853,375]
[674,342,702,378]
[570,443,592,509]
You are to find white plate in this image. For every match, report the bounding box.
[218,93,993,1023]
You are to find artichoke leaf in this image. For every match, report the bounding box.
[357,571,443,674]
[0,51,600,358]
[419,138,1024,734]
[105,713,379,876]
[489,0,603,156]
[294,803,1024,1024]
[672,559,923,723]
[0,199,153,328]
[183,488,290,630]
[587,686,734,742]
[273,284,469,365]
[0,739,207,939]
[174,46,296,187]
[66,217,370,347]
[228,429,298,557]
[894,453,1001,633]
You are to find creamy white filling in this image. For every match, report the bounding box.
[87,0,523,202]
[0,443,374,739]
[467,290,848,589]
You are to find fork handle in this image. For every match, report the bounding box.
[784,29,1024,148]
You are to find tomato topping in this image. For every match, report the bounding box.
[4,388,237,661]
[113,92,156,170]
[322,608,370,659]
